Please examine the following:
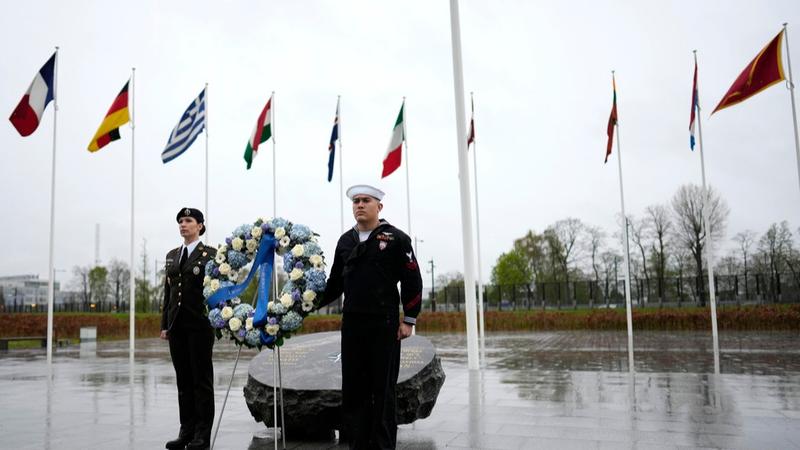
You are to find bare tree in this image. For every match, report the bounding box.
[628,215,651,302]
[71,266,90,305]
[757,222,793,301]
[585,225,606,286]
[645,204,672,300]
[544,218,584,295]
[732,230,757,275]
[107,259,130,311]
[670,184,730,305]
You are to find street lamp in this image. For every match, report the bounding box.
[427,259,436,312]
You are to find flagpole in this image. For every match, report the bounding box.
[694,51,721,375]
[470,92,486,366]
[129,67,137,358]
[205,82,209,243]
[46,46,59,365]
[449,0,480,371]
[271,91,277,302]
[783,24,800,198]
[612,71,635,374]
[338,95,345,233]
[402,97,413,243]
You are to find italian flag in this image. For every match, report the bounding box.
[381,101,405,178]
[244,94,273,170]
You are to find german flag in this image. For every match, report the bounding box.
[713,30,785,114]
[88,80,130,152]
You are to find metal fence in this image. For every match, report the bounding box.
[2,272,798,314]
[425,272,800,312]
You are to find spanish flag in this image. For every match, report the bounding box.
[713,30,785,114]
[88,80,130,151]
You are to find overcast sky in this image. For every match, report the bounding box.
[1,0,799,287]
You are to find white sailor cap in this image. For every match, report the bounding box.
[346,184,385,201]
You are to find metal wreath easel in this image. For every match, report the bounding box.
[208,237,287,450]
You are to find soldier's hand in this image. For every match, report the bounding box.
[160,330,168,340]
[397,322,413,341]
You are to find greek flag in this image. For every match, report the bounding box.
[162,88,206,163]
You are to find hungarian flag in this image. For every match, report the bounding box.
[381,101,404,178]
[327,98,339,182]
[9,52,56,137]
[88,80,130,152]
[467,95,475,147]
[713,30,786,114]
[605,74,618,163]
[689,60,699,151]
[244,94,273,170]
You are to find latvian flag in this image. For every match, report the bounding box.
[88,81,130,152]
[244,94,273,170]
[381,101,405,178]
[162,88,206,163]
[9,52,56,137]
[689,60,698,151]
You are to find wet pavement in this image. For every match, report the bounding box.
[1,330,799,449]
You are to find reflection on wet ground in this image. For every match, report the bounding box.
[0,330,799,449]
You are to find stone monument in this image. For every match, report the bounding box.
[244,331,445,436]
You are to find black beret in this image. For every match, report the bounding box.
[176,207,205,235]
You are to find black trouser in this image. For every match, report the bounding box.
[341,313,401,450]
[168,321,215,440]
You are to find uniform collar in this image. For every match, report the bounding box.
[182,239,202,257]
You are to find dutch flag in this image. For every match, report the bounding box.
[162,88,206,163]
[689,60,698,151]
[9,52,56,137]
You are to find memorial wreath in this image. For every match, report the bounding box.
[202,217,326,349]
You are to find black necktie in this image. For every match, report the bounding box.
[179,247,189,269]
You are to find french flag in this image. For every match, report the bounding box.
[9,52,56,137]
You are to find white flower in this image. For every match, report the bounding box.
[210,279,220,291]
[280,293,293,308]
[218,263,231,275]
[310,236,318,243]
[251,227,263,238]
[203,276,211,286]
[280,236,291,248]
[266,324,280,336]
[245,317,253,331]
[232,237,244,251]
[215,253,226,264]
[218,244,228,254]
[301,301,314,312]
[291,244,305,257]
[228,317,242,331]
[246,239,258,253]
[274,227,286,239]
[228,270,238,281]
[221,306,234,320]
[302,290,316,302]
[290,268,303,281]
[309,255,323,267]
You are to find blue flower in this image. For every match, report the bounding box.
[292,289,301,301]
[237,329,247,338]
[208,308,226,329]
[280,311,303,331]
[268,316,278,325]
[233,224,251,238]
[245,329,262,347]
[203,286,214,298]
[227,250,249,270]
[225,237,232,245]
[205,260,215,276]
[212,267,220,277]
[233,303,254,320]
[281,281,296,295]
[289,224,311,241]
[303,241,322,256]
[283,253,294,273]
[294,261,304,269]
[304,268,327,292]
[261,223,272,233]
[271,217,289,229]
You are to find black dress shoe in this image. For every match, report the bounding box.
[185,436,210,450]
[165,428,194,449]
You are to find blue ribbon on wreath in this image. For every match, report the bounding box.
[206,234,277,333]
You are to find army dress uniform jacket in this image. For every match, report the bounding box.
[321,220,422,324]
[161,243,217,331]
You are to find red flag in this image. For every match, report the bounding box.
[605,74,617,163]
[713,30,786,114]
